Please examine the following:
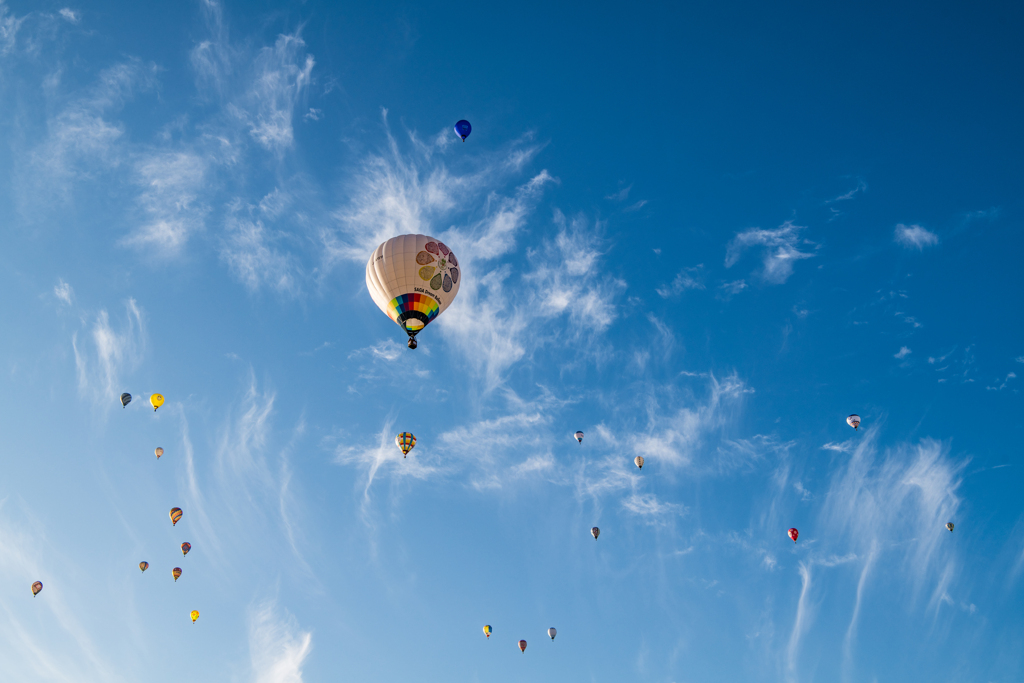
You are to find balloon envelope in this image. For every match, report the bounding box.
[170,507,183,526]
[150,393,164,411]
[181,542,191,556]
[847,414,861,430]
[483,625,492,638]
[518,639,527,653]
[155,447,164,458]
[139,561,149,572]
[591,526,600,539]
[366,235,461,346]
[396,432,416,457]
[454,119,472,140]
[574,431,584,443]
[31,581,42,596]
[946,522,954,532]
[635,455,644,469]
[548,627,557,640]
[120,393,132,408]
[788,528,799,543]
[172,567,182,582]
[190,610,199,624]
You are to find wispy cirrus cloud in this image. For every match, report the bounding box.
[54,278,73,305]
[725,220,815,284]
[72,299,145,407]
[249,600,313,683]
[894,346,911,359]
[656,265,705,298]
[894,223,939,250]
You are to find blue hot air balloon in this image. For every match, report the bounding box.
[454,120,472,142]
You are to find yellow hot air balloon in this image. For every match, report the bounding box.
[139,561,149,572]
[172,567,182,582]
[190,610,199,624]
[170,507,183,526]
[395,432,416,458]
[155,447,164,459]
[483,625,492,639]
[635,455,644,470]
[31,581,43,597]
[366,235,462,349]
[150,393,164,411]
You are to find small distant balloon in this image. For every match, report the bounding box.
[170,507,183,526]
[181,542,191,557]
[483,624,492,639]
[120,393,132,408]
[518,639,527,653]
[591,526,600,540]
[574,431,584,444]
[454,119,472,141]
[788,528,799,543]
[150,393,164,411]
[139,561,149,573]
[172,567,182,582]
[31,581,43,597]
[190,610,199,624]
[155,447,164,459]
[847,414,861,430]
[548,627,557,641]
[635,455,644,470]
[396,432,416,458]
[946,522,954,533]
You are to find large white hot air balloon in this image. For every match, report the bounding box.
[366,235,462,349]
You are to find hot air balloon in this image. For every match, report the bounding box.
[139,561,149,573]
[635,456,644,470]
[150,393,164,411]
[120,393,132,408]
[454,119,472,141]
[946,522,954,533]
[483,625,492,639]
[788,528,799,543]
[395,432,416,458]
[190,610,199,624]
[155,447,164,459]
[574,431,584,444]
[172,567,182,582]
[31,581,43,597]
[170,507,183,526]
[591,527,600,540]
[181,542,191,557]
[518,639,527,653]
[365,235,462,349]
[548,627,557,641]
[847,414,861,430]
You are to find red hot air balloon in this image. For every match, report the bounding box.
[31,581,43,597]
[172,567,182,582]
[518,639,527,653]
[788,528,799,543]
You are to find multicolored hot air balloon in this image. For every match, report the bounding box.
[181,542,191,557]
[788,528,799,543]
[139,561,149,573]
[548,627,557,641]
[847,414,861,430]
[155,447,164,459]
[190,610,199,624]
[396,432,416,458]
[483,625,492,639]
[172,567,182,582]
[120,393,132,408]
[946,522,954,533]
[150,393,164,411]
[170,507,183,526]
[31,581,43,597]
[635,456,644,470]
[591,527,600,540]
[366,235,462,349]
[574,431,584,444]
[454,119,472,141]
[518,639,527,653]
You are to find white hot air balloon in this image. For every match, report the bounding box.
[847,414,861,430]
[548,627,557,640]
[366,235,462,349]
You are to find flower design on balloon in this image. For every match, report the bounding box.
[417,241,459,293]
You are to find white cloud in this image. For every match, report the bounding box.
[72,299,145,407]
[605,184,631,201]
[725,220,815,284]
[120,151,209,255]
[718,279,748,298]
[303,108,321,121]
[249,601,312,683]
[621,492,685,521]
[58,8,80,23]
[821,441,852,453]
[0,3,25,55]
[827,179,867,203]
[894,223,939,250]
[54,279,73,305]
[1016,356,1024,364]
[894,346,911,359]
[221,215,300,294]
[656,265,705,298]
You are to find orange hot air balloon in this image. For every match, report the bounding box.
[172,567,182,582]
[139,561,149,572]
[518,639,527,653]
[170,507,183,526]
[31,581,43,597]
[181,542,191,557]
[591,526,600,540]
[190,610,199,624]
[155,447,164,458]
[788,528,799,543]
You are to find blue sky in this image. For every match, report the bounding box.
[0,0,1022,681]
